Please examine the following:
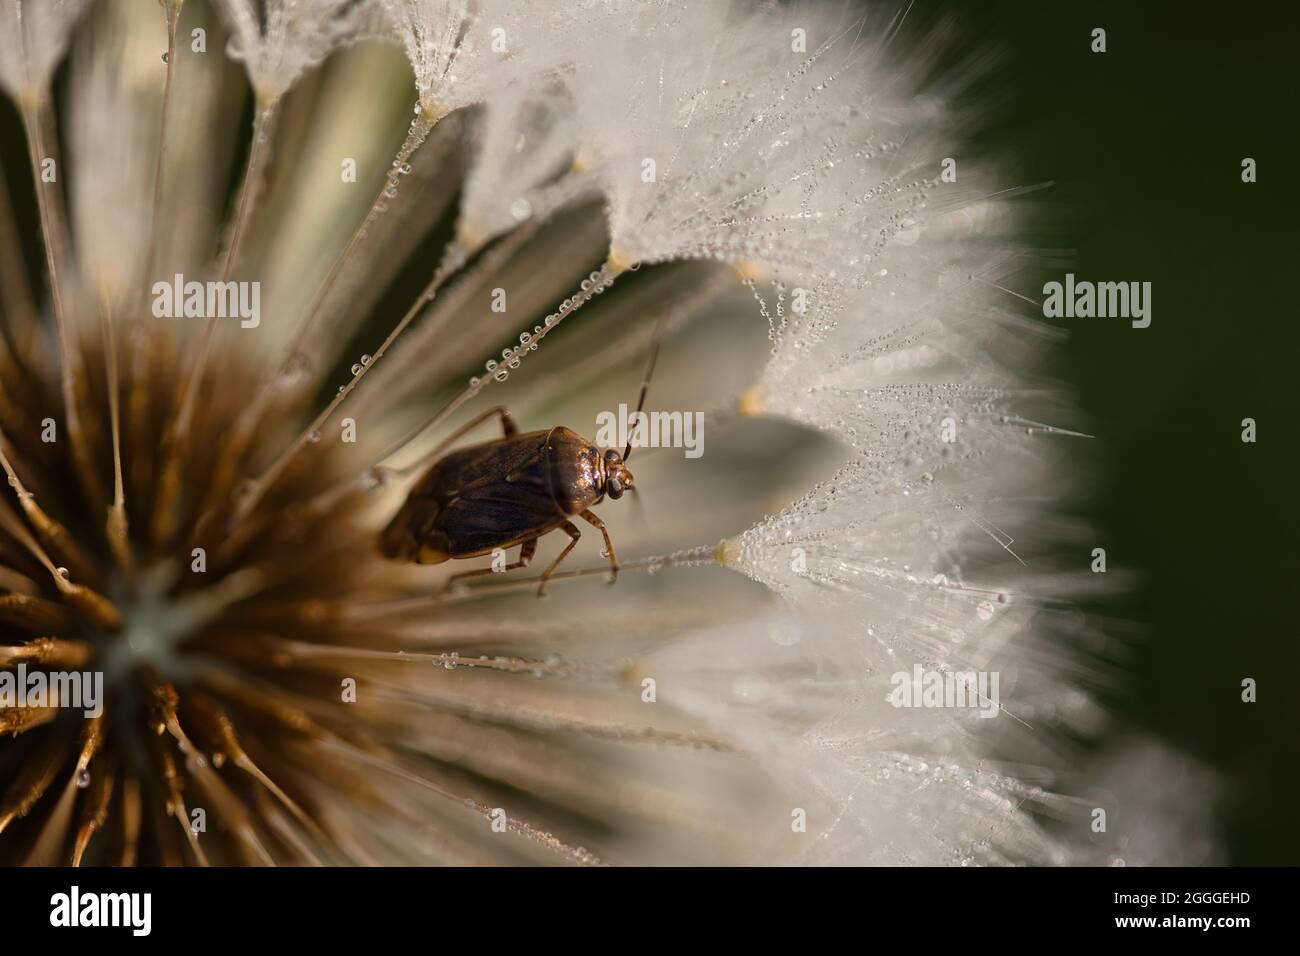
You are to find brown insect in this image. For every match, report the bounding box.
[378,342,659,596]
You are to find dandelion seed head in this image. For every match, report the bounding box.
[455,82,585,252]
[0,0,1214,867]
[379,0,588,121]
[575,2,929,279]
[215,0,387,102]
[0,0,91,103]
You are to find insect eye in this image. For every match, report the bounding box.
[607,477,623,499]
[604,449,620,463]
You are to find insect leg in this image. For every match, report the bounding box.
[579,509,619,585]
[401,406,519,477]
[537,521,580,597]
[491,406,519,438]
[446,404,517,442]
[439,538,536,593]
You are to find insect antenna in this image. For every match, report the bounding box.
[622,316,667,463]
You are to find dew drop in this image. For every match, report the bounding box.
[161,52,169,64]
[55,566,70,580]
[76,769,91,789]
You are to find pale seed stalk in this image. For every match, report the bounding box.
[220,239,469,537]
[151,99,280,549]
[98,292,133,582]
[129,1,183,518]
[191,110,437,537]
[143,0,183,295]
[21,97,107,521]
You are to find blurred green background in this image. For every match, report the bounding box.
[924,1,1298,864]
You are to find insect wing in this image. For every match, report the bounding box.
[435,468,560,557]
[419,430,558,557]
[416,430,549,505]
